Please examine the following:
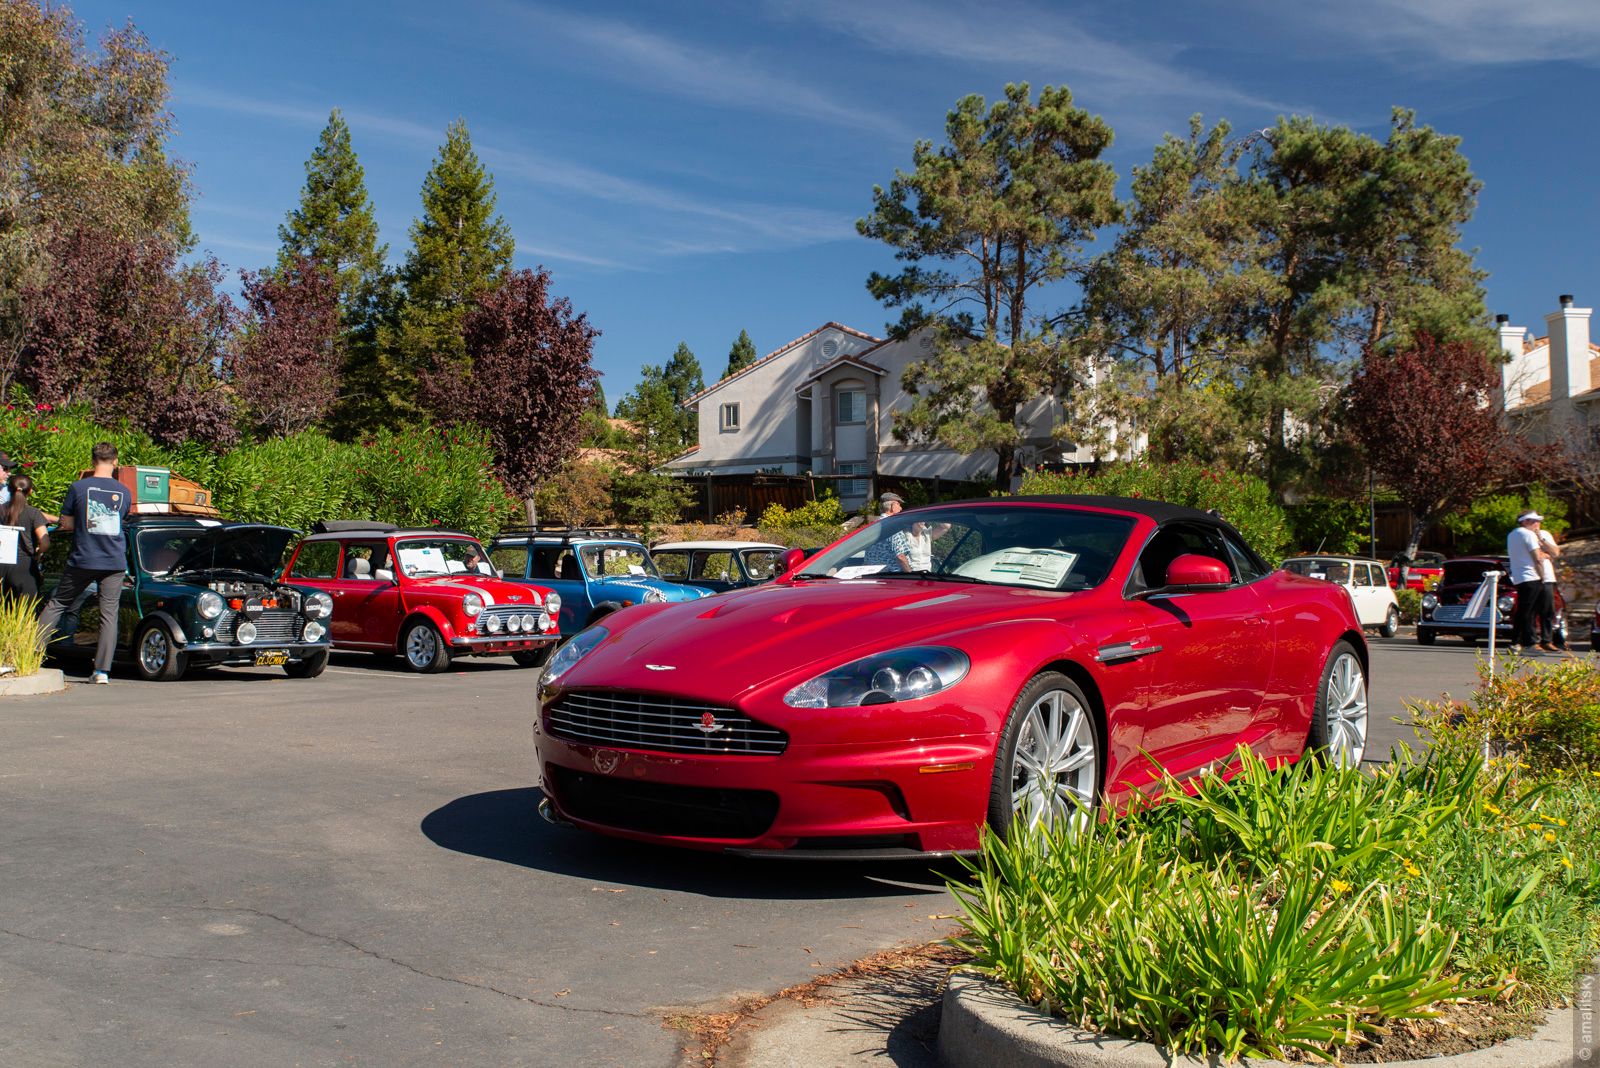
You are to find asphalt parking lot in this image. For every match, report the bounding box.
[0,637,1545,1067]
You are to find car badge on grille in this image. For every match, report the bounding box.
[695,712,727,735]
[509,595,523,602]
[645,664,675,671]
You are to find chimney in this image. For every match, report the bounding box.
[1495,314,1529,405]
[1546,294,1594,405]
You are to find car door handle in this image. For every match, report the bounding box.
[1093,641,1163,664]
[1243,616,1266,626]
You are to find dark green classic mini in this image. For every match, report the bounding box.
[43,516,335,681]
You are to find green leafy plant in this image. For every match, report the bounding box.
[0,594,45,677]
[1443,484,1568,553]
[1285,494,1369,555]
[758,493,846,549]
[1396,587,1422,623]
[1019,461,1289,559]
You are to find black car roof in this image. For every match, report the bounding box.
[129,516,293,531]
[921,494,1223,525]
[299,528,474,542]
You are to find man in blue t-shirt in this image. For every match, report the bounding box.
[38,442,131,683]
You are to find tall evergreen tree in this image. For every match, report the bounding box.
[661,341,704,447]
[386,119,513,425]
[276,109,386,311]
[724,329,757,378]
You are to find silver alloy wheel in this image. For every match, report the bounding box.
[139,627,170,676]
[1325,651,1369,767]
[1010,688,1097,834]
[405,625,438,669]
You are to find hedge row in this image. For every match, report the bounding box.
[0,403,521,537]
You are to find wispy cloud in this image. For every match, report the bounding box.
[197,235,278,257]
[766,0,1307,117]
[486,2,915,143]
[1288,0,1600,66]
[513,241,635,271]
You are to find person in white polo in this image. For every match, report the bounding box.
[1506,511,1552,652]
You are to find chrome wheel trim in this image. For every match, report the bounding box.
[1384,606,1399,634]
[1325,651,1368,767]
[138,628,169,675]
[1010,688,1097,835]
[405,625,437,668]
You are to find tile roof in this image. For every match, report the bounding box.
[681,322,882,408]
[1510,340,1600,407]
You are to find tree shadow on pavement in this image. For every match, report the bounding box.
[420,787,962,900]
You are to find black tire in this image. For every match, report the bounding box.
[1307,640,1367,768]
[988,672,1100,841]
[133,621,185,682]
[512,645,554,669]
[400,620,451,674]
[1379,605,1399,639]
[284,650,330,678]
[1416,627,1436,646]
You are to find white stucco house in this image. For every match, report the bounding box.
[1499,294,1598,445]
[665,321,1091,509]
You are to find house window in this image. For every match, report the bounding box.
[836,389,866,425]
[720,402,740,431]
[838,462,869,498]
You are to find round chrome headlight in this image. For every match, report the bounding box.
[302,620,325,642]
[1497,595,1515,615]
[235,620,258,645]
[544,592,562,617]
[197,590,224,620]
[304,591,333,619]
[1421,594,1438,610]
[507,614,524,633]
[520,613,538,632]
[483,613,504,634]
[462,592,484,618]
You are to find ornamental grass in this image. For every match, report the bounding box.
[0,594,46,678]
[949,730,1600,1062]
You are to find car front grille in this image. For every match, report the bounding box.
[546,765,779,839]
[217,608,303,644]
[546,691,788,756]
[480,605,548,631]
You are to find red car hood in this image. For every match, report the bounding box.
[559,578,1076,699]
[409,572,544,605]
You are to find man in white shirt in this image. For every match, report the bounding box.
[1506,511,1551,652]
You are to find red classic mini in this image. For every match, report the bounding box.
[282,523,560,672]
[534,496,1369,857]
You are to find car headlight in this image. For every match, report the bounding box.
[507,614,524,633]
[1497,595,1514,615]
[303,591,333,619]
[643,588,666,603]
[197,590,224,620]
[520,613,538,632]
[484,613,504,634]
[235,620,258,645]
[462,593,484,618]
[1421,593,1438,610]
[543,626,608,687]
[545,592,562,617]
[783,646,970,708]
[302,620,325,642]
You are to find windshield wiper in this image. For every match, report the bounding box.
[874,570,986,584]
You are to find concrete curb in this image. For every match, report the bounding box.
[0,669,66,698]
[938,972,1578,1068]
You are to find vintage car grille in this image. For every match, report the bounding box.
[546,691,789,756]
[216,608,302,644]
[480,605,548,631]
[1431,605,1496,624]
[546,765,779,839]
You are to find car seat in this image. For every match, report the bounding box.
[559,555,582,581]
[346,557,372,580]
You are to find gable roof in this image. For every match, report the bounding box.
[797,351,888,387]
[1510,339,1600,407]
[682,322,882,408]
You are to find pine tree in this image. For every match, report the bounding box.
[386,119,513,425]
[661,341,704,447]
[724,329,757,378]
[276,109,387,313]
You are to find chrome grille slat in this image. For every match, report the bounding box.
[547,690,788,756]
[217,608,301,643]
[480,605,548,629]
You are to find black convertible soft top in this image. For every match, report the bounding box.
[924,494,1223,525]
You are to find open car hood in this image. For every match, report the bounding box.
[169,525,298,579]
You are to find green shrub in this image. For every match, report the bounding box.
[0,594,45,677]
[1444,484,1568,553]
[951,746,1600,1061]
[1411,654,1600,773]
[1285,494,1369,555]
[758,493,846,549]
[1019,462,1289,559]
[1396,587,1422,623]
[0,402,180,513]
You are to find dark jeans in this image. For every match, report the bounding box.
[1537,581,1560,645]
[0,561,39,599]
[1511,578,1543,649]
[38,567,124,674]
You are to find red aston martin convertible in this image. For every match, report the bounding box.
[533,496,1369,857]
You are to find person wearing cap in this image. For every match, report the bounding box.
[864,492,912,571]
[1506,511,1551,653]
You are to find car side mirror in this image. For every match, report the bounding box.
[373,568,395,583]
[1162,553,1233,591]
[780,547,808,575]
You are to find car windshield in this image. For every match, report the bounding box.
[797,504,1135,591]
[579,544,659,578]
[742,550,781,580]
[1282,559,1351,583]
[394,537,495,578]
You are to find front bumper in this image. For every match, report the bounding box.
[451,634,557,654]
[180,640,331,666]
[533,698,994,855]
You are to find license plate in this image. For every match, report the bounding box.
[253,650,290,667]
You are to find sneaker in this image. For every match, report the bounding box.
[1539,642,1559,652]
[90,671,109,685]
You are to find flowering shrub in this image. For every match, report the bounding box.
[1018,462,1290,559]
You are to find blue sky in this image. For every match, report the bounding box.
[69,0,1600,399]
